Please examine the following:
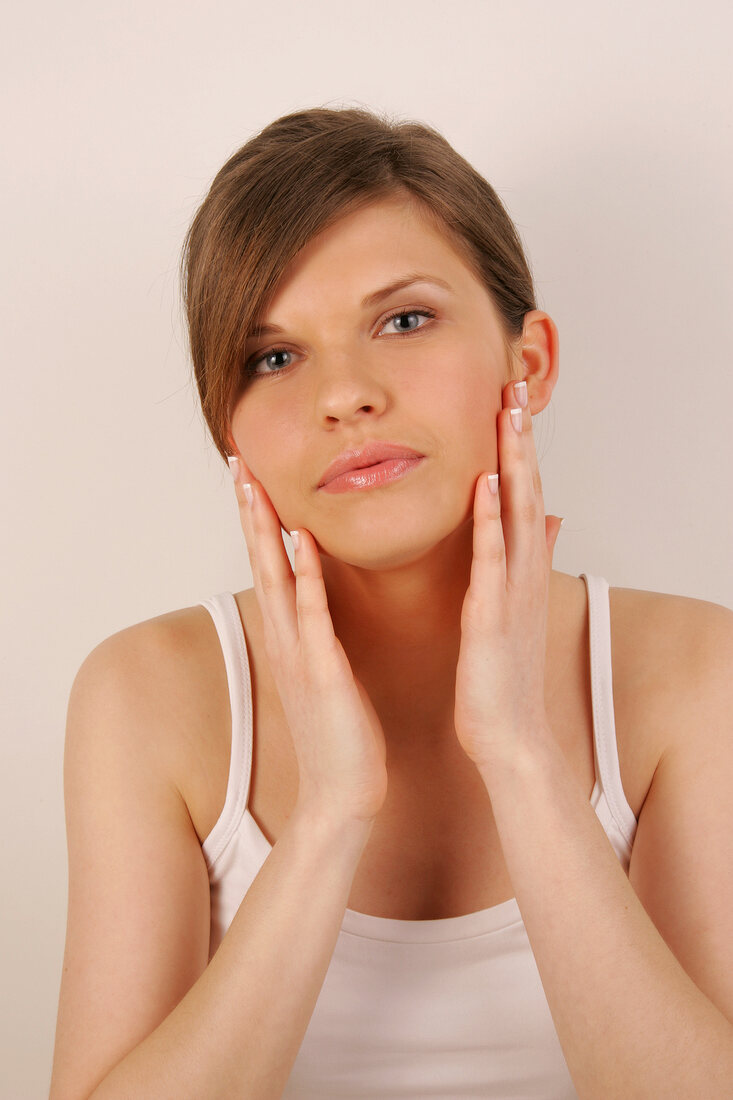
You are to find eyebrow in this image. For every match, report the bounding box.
[248,272,453,340]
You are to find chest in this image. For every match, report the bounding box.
[189,584,660,921]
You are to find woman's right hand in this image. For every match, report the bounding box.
[228,455,389,826]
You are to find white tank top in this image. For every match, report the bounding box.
[197,573,637,1098]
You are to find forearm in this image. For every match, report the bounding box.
[89,808,372,1100]
[480,733,733,1099]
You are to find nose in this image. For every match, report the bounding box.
[313,351,389,425]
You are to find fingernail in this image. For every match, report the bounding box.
[510,407,523,433]
[487,473,499,495]
[243,483,254,507]
[289,529,300,551]
[227,455,241,482]
[513,380,528,408]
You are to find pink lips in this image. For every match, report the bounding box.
[320,457,424,493]
[318,442,425,491]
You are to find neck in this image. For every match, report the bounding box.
[319,518,568,765]
[319,520,571,755]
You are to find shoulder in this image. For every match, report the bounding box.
[647,589,733,749]
[609,584,733,763]
[74,602,225,717]
[70,601,232,811]
[609,583,731,682]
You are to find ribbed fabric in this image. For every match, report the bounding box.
[197,573,637,1098]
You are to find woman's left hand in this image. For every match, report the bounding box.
[453,378,564,776]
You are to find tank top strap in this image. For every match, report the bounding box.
[197,592,254,869]
[580,573,637,847]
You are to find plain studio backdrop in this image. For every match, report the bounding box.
[2,0,731,1094]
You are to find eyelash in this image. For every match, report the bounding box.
[244,307,437,379]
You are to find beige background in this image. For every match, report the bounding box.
[2,0,731,1094]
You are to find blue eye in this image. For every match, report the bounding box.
[244,307,436,379]
[246,347,294,377]
[379,307,436,335]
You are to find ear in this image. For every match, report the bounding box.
[516,311,560,416]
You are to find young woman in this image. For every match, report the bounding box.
[50,107,733,1099]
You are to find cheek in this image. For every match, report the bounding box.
[231,420,302,528]
[416,354,500,438]
[231,407,280,481]
[445,373,501,471]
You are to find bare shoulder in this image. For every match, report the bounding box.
[75,601,232,824]
[609,583,733,774]
[609,584,732,682]
[91,600,223,660]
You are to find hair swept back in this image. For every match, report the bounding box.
[180,105,536,462]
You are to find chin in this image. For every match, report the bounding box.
[314,507,473,573]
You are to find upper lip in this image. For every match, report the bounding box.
[318,442,425,487]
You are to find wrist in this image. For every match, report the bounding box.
[475,723,556,790]
[290,802,377,847]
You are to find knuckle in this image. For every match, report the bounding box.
[297,589,329,618]
[259,572,279,598]
[520,498,538,523]
[482,540,505,566]
[306,641,344,683]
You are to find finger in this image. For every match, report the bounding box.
[463,471,506,630]
[290,527,343,673]
[227,455,298,653]
[505,380,543,497]
[227,455,269,605]
[498,389,546,588]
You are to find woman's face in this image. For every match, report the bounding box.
[230,195,521,569]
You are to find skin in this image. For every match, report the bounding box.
[227,192,562,773]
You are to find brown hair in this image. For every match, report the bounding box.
[180,105,537,463]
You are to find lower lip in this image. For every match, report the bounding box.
[320,456,425,493]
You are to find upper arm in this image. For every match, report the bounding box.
[628,598,733,1026]
[50,624,212,1100]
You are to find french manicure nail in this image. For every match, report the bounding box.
[243,483,254,507]
[227,455,241,482]
[513,380,528,408]
[510,407,523,433]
